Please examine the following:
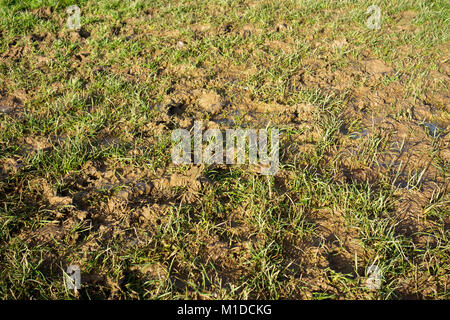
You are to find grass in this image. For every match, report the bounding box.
[0,0,448,299]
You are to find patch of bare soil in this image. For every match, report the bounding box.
[0,93,24,116]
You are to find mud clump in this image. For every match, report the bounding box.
[198,91,227,115]
[363,59,394,77]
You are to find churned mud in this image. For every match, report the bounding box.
[0,1,448,299]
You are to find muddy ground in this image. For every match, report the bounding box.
[0,1,448,299]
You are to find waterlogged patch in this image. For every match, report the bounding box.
[349,130,368,140]
[422,122,445,138]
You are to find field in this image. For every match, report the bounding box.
[0,0,448,299]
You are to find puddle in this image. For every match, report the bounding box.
[348,130,368,140]
[421,122,445,138]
